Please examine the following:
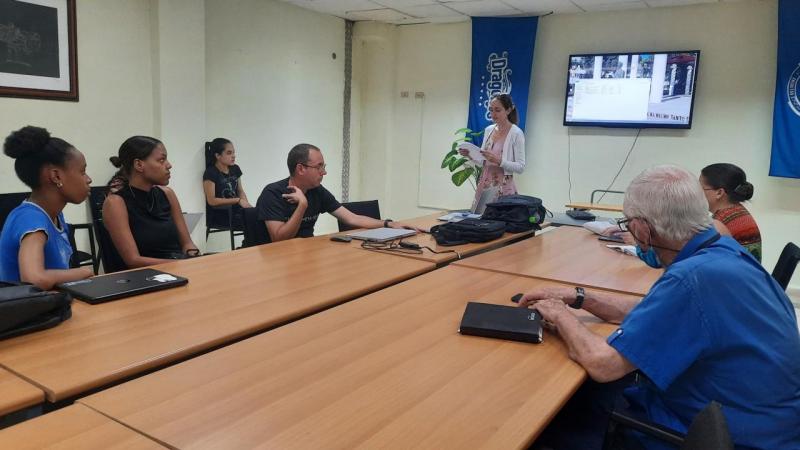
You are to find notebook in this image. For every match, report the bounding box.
[438,186,499,222]
[58,268,188,304]
[458,301,543,344]
[347,227,417,242]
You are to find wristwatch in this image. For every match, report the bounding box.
[569,287,585,309]
[384,219,393,228]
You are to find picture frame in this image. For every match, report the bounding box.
[0,0,78,101]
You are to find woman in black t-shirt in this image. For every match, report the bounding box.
[103,136,199,269]
[203,138,252,230]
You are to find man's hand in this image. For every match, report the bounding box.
[518,286,574,308]
[387,221,423,232]
[530,298,571,330]
[282,186,307,206]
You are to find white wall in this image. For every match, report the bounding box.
[355,0,799,290]
[0,0,157,226]
[204,0,345,250]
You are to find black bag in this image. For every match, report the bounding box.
[482,194,547,233]
[430,218,507,246]
[0,282,73,340]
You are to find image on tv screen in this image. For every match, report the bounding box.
[564,51,700,129]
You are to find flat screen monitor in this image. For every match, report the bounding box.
[563,50,700,129]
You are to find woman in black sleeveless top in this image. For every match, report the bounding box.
[102,136,198,269]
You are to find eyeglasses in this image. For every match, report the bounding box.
[616,218,631,232]
[301,163,326,172]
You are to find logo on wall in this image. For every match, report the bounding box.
[789,63,800,117]
[480,51,512,120]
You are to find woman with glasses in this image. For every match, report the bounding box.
[700,163,761,261]
[103,136,199,269]
[459,93,526,209]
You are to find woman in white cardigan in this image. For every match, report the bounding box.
[459,93,526,209]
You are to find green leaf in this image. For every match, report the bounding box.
[451,157,467,171]
[441,155,455,169]
[454,127,473,135]
[451,142,458,152]
[469,131,484,138]
[451,167,475,186]
[449,156,467,171]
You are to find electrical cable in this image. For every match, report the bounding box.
[596,128,642,203]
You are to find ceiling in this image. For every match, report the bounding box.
[281,0,749,25]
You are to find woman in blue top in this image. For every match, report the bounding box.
[0,126,93,289]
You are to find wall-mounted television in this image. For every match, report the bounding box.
[563,50,700,129]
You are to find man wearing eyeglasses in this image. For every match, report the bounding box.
[256,143,411,242]
[520,165,800,449]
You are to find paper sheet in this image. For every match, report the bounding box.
[457,142,485,163]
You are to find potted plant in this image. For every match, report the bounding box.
[441,128,483,189]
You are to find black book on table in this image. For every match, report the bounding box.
[459,301,543,344]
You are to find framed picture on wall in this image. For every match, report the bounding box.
[0,0,78,101]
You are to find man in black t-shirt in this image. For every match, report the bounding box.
[256,143,412,242]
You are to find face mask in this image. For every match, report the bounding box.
[636,245,663,269]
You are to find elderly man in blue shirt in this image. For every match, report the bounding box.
[520,165,800,449]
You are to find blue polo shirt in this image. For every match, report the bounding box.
[0,201,73,282]
[607,227,800,449]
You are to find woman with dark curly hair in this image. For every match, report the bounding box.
[0,126,93,288]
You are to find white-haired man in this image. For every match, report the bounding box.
[521,165,800,449]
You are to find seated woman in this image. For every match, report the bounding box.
[700,163,762,261]
[102,136,199,269]
[0,126,93,289]
[203,138,252,230]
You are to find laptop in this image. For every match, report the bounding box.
[438,186,499,222]
[58,268,188,304]
[347,227,417,242]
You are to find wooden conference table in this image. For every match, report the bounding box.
[454,226,661,296]
[327,212,536,265]
[565,202,624,213]
[80,266,641,449]
[0,404,164,449]
[0,237,434,402]
[0,367,43,417]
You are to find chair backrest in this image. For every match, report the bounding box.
[337,200,381,232]
[87,186,108,223]
[94,219,127,274]
[772,242,800,291]
[680,401,733,450]
[0,192,30,232]
[242,207,270,247]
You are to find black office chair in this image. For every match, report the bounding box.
[0,192,30,231]
[772,242,800,291]
[206,204,244,251]
[87,186,127,274]
[242,207,270,247]
[337,200,381,232]
[602,401,733,450]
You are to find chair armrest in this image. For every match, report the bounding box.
[609,410,685,447]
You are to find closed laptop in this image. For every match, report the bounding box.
[58,268,188,304]
[459,301,543,344]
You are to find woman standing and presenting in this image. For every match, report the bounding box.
[459,93,526,209]
[0,126,93,288]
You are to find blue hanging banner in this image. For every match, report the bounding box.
[467,17,538,135]
[770,0,800,179]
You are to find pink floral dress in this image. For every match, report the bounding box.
[472,135,517,210]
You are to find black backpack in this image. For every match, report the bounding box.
[0,282,73,340]
[430,218,507,246]
[482,195,547,233]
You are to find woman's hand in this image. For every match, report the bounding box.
[458,149,471,158]
[480,149,501,165]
